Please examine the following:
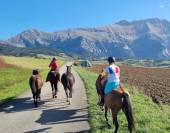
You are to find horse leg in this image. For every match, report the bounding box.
[54,82,58,98]
[68,87,72,105]
[113,116,119,133]
[105,106,108,122]
[64,88,69,102]
[105,106,111,128]
[35,93,38,107]
[50,83,55,98]
[35,98,38,107]
[38,89,41,101]
[33,94,36,106]
[111,109,119,133]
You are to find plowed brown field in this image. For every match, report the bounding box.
[88,64,170,105]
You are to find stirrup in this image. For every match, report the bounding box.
[97,102,104,106]
[97,103,104,111]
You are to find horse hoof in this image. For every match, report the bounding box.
[100,106,104,111]
[55,95,57,98]
[107,124,111,129]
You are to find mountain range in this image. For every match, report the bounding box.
[1,18,170,59]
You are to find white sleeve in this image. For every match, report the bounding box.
[105,67,109,73]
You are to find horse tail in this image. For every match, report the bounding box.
[61,74,67,88]
[56,72,60,81]
[29,76,36,93]
[122,93,135,132]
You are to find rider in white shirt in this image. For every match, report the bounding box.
[105,57,120,94]
[99,57,120,106]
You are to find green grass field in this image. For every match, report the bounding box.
[3,56,52,69]
[0,56,65,105]
[0,67,31,104]
[76,67,170,133]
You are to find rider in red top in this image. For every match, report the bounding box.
[46,57,60,82]
[49,57,59,72]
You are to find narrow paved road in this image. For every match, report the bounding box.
[0,62,90,133]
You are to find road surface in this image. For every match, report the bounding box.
[0,62,90,133]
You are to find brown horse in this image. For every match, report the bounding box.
[46,71,60,98]
[61,65,75,105]
[29,69,44,107]
[96,73,136,133]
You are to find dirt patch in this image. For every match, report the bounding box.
[88,64,170,105]
[0,57,16,68]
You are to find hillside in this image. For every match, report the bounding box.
[2,18,170,59]
[0,44,62,57]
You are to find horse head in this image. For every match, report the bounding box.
[95,68,107,96]
[32,69,39,75]
[66,65,72,73]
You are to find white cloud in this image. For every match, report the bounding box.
[159,4,165,8]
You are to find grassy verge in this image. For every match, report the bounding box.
[75,67,170,133]
[0,56,65,105]
[0,67,31,104]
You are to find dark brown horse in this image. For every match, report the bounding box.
[61,65,75,105]
[46,71,60,98]
[96,73,136,133]
[29,69,44,107]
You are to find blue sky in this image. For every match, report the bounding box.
[0,0,170,39]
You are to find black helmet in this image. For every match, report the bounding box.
[52,57,56,61]
[107,56,115,63]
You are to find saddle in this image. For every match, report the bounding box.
[50,70,59,75]
[111,85,130,96]
[50,71,60,80]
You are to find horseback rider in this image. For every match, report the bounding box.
[99,56,122,106]
[46,57,60,82]
[49,57,59,72]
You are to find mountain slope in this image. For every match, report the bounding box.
[5,18,170,59]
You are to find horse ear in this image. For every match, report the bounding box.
[101,68,104,72]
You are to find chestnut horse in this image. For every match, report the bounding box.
[29,69,43,107]
[96,73,136,133]
[61,65,75,105]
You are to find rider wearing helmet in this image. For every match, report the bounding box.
[49,57,59,72]
[99,56,120,106]
[105,57,120,94]
[46,57,60,82]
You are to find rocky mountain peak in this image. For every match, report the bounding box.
[2,18,170,59]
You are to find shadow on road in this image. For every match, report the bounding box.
[36,107,88,125]
[25,128,89,133]
[0,97,68,113]
[65,130,90,133]
[0,97,37,113]
[24,127,52,133]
